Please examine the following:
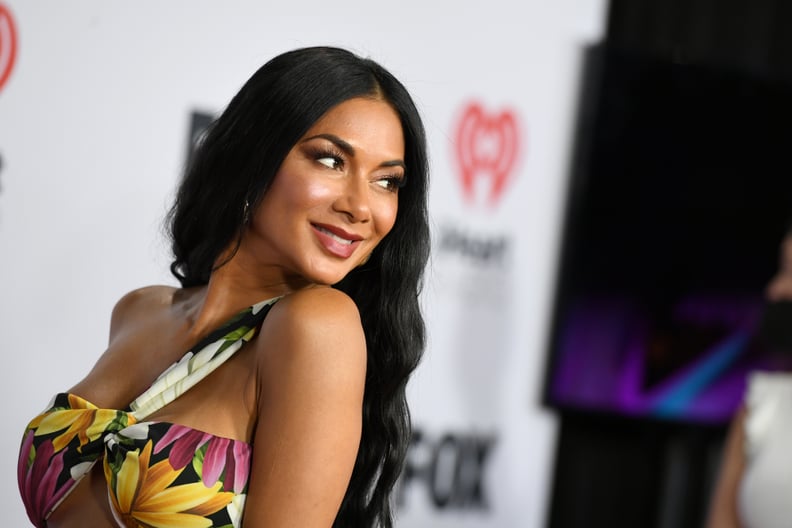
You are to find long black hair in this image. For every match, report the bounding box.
[167,46,430,527]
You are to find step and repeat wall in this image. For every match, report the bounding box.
[0,2,604,526]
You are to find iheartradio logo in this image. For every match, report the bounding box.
[454,102,521,207]
[0,3,17,93]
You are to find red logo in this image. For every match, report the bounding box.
[0,3,18,93]
[454,102,521,207]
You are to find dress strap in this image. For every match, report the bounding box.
[129,297,280,420]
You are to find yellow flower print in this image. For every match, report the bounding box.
[33,394,135,452]
[105,440,234,528]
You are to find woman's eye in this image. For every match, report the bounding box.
[374,176,405,192]
[317,157,335,169]
[317,156,341,169]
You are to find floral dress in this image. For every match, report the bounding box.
[17,297,280,528]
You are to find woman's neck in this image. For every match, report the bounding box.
[180,254,315,340]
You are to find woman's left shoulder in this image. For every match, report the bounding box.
[257,286,366,368]
[272,286,362,330]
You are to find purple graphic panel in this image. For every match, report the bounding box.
[549,294,791,424]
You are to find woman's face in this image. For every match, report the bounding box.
[242,96,405,288]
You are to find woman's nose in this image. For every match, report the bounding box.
[334,175,371,222]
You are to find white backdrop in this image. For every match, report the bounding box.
[0,2,604,526]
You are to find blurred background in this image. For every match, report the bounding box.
[2,1,792,527]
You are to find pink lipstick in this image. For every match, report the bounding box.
[312,223,362,259]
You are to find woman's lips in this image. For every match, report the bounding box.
[312,224,362,258]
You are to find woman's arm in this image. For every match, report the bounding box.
[705,406,747,528]
[243,287,367,527]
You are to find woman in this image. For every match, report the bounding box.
[706,232,792,528]
[17,46,430,527]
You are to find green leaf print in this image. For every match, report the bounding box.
[192,441,207,476]
[106,413,131,435]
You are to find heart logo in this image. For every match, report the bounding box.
[0,4,17,94]
[454,102,520,207]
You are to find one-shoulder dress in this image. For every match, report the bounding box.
[738,371,792,528]
[17,297,280,528]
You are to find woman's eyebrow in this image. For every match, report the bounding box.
[381,159,406,170]
[302,133,405,169]
[302,134,355,155]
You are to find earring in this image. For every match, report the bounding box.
[243,199,251,224]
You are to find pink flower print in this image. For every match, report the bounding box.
[203,437,251,493]
[17,432,75,527]
[228,440,251,493]
[154,425,211,470]
[203,437,230,487]
[153,423,251,493]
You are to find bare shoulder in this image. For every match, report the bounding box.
[266,286,363,339]
[109,285,177,341]
[256,286,367,384]
[69,285,178,405]
[280,285,359,316]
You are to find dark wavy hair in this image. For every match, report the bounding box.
[166,46,430,527]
